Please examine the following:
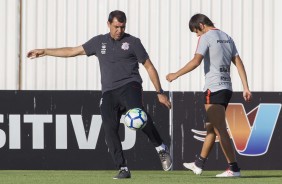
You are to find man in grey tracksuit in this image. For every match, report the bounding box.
[27,10,172,179]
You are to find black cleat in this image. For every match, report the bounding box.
[113,169,131,179]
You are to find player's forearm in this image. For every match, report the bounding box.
[175,58,200,78]
[45,47,80,57]
[150,70,163,92]
[145,65,162,92]
[143,59,163,91]
[236,62,250,90]
[233,56,250,91]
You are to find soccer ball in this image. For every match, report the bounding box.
[124,108,147,130]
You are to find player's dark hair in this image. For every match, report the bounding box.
[189,14,214,32]
[108,10,127,23]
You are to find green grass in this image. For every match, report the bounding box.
[0,170,281,184]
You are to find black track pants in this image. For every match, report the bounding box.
[100,81,163,169]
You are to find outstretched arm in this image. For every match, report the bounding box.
[232,55,252,102]
[143,59,171,109]
[27,45,86,59]
[166,54,203,82]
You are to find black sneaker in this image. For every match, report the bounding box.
[159,146,172,171]
[113,169,131,179]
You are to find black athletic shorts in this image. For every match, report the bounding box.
[204,89,233,109]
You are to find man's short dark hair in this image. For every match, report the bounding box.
[189,14,214,32]
[108,10,127,23]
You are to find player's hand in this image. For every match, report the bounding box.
[157,94,171,109]
[243,89,252,102]
[27,49,46,59]
[166,73,178,82]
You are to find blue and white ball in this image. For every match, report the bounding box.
[124,108,147,130]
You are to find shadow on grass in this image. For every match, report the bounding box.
[241,175,282,178]
[203,175,282,179]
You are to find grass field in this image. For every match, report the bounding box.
[0,170,281,184]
